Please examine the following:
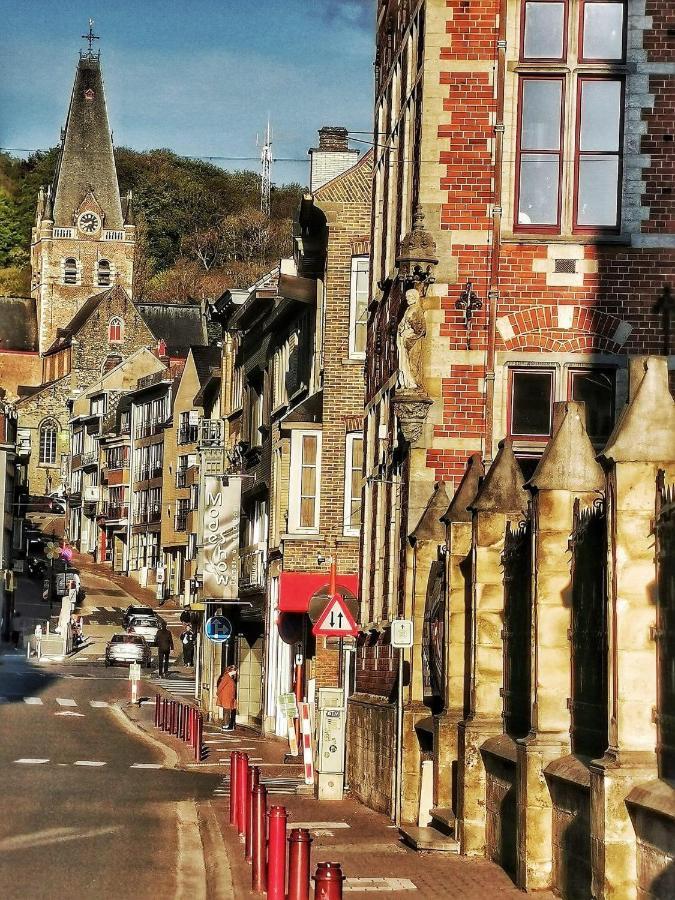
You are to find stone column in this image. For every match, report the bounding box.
[592,357,675,900]
[436,454,484,810]
[400,481,451,823]
[457,439,527,855]
[516,401,605,891]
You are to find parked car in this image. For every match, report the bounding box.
[127,614,161,646]
[105,634,152,668]
[122,604,155,628]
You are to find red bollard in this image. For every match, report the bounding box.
[245,764,260,862]
[236,752,249,835]
[177,703,182,738]
[163,698,168,731]
[185,706,191,743]
[287,828,312,900]
[313,862,345,900]
[194,713,203,760]
[160,698,165,730]
[170,700,175,734]
[154,694,160,727]
[229,751,241,826]
[266,805,287,900]
[251,784,267,893]
[173,701,179,736]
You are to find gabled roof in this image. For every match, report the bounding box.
[52,55,123,229]
[137,302,208,356]
[313,148,374,205]
[0,297,39,352]
[192,345,221,389]
[43,285,127,354]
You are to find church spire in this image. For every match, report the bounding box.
[52,32,123,229]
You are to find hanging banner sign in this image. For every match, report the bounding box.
[201,476,241,600]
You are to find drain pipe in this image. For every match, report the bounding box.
[484,0,507,464]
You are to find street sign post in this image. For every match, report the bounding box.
[391,618,414,648]
[311,595,358,638]
[205,615,233,644]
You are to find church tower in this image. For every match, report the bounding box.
[31,28,135,354]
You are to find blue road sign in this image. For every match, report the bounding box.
[205,615,232,643]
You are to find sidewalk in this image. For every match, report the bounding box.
[128,690,555,899]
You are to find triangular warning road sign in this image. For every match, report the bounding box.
[312,593,358,637]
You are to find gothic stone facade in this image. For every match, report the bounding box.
[349,0,674,894]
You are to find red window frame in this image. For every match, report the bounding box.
[573,76,624,233]
[519,0,569,63]
[108,317,123,343]
[507,367,555,441]
[567,367,616,441]
[514,75,566,234]
[578,0,626,63]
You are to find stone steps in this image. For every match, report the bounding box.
[398,824,460,853]
[429,806,456,836]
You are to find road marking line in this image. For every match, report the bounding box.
[89,701,109,708]
[344,878,417,892]
[129,763,162,769]
[23,697,43,705]
[15,758,49,764]
[56,698,78,706]
[74,760,107,766]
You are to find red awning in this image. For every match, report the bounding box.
[279,571,359,613]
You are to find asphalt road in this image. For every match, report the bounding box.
[0,575,221,900]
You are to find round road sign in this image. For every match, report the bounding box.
[205,615,232,643]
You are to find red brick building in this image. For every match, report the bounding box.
[350,0,673,845]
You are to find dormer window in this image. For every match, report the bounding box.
[97,259,111,287]
[109,317,124,343]
[64,258,77,285]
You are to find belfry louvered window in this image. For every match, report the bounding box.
[64,258,77,284]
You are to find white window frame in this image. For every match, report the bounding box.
[343,432,363,536]
[288,429,322,534]
[349,255,369,359]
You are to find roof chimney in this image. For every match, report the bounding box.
[308,126,359,192]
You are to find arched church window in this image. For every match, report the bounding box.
[64,258,77,285]
[97,259,111,287]
[109,317,124,343]
[39,419,58,465]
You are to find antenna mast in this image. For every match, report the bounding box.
[260,119,272,217]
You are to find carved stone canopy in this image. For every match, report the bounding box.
[393,391,433,446]
[396,205,438,288]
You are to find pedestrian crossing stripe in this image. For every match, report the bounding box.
[56,698,77,706]
[23,697,43,705]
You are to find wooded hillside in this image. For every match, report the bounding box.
[0,147,304,299]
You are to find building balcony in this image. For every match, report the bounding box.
[134,466,163,483]
[177,425,199,445]
[176,470,188,488]
[239,543,267,591]
[100,502,129,521]
[134,421,164,439]
[199,418,223,448]
[81,450,98,469]
[134,504,162,525]
[174,512,188,532]
[102,466,130,486]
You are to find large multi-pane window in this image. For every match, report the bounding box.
[344,434,363,536]
[289,430,321,533]
[515,0,625,232]
[349,256,369,358]
[507,365,616,445]
[39,420,58,464]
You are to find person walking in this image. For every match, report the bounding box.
[156,621,174,677]
[216,666,237,731]
[180,623,195,667]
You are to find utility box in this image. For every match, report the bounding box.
[316,696,346,800]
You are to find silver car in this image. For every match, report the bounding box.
[127,615,161,646]
[105,633,152,668]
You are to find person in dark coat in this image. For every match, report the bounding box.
[156,621,174,677]
[180,623,195,666]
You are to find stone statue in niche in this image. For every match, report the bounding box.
[396,287,426,391]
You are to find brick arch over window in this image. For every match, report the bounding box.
[496,306,633,353]
[39,418,59,465]
[108,317,124,343]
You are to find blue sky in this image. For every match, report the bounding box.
[0,0,375,185]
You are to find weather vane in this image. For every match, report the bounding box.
[81,18,100,58]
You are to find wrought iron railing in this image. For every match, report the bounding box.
[239,544,267,590]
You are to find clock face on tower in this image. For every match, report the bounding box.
[77,211,101,234]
